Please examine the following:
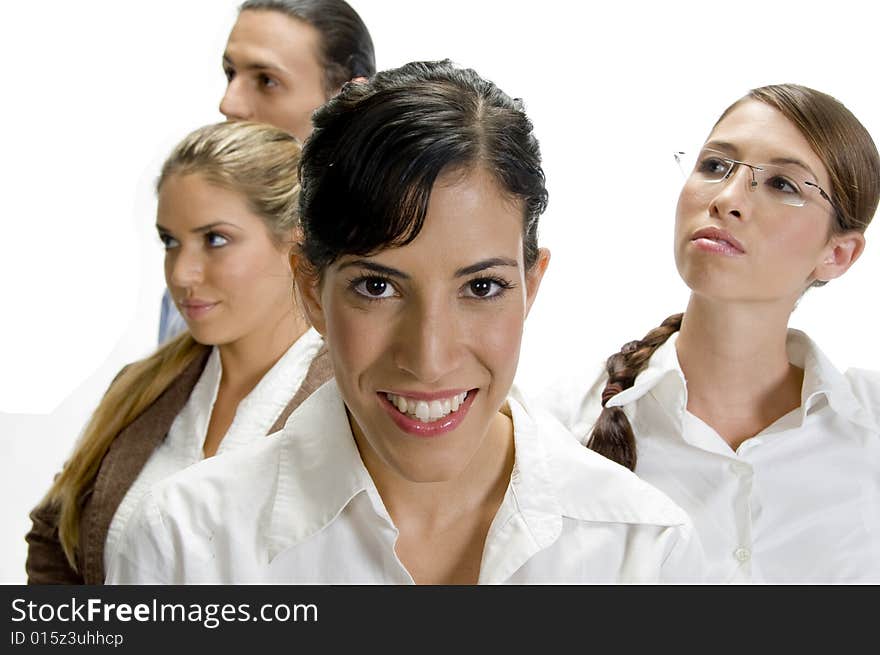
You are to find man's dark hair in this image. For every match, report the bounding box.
[240,0,376,92]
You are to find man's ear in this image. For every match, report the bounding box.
[524,248,551,318]
[330,76,369,99]
[291,250,327,336]
[812,231,866,283]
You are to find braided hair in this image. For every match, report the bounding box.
[587,313,683,470]
[588,84,880,470]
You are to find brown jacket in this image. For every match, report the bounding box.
[25,344,332,584]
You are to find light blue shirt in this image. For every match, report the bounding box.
[158,289,187,344]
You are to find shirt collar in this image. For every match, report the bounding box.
[264,381,565,565]
[501,389,564,533]
[476,390,564,583]
[786,329,877,431]
[605,328,876,432]
[265,379,374,560]
[604,331,686,411]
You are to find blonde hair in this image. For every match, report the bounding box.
[45,121,303,569]
[159,121,303,241]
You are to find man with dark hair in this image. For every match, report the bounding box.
[159,0,375,343]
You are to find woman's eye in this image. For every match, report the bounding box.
[353,277,396,299]
[158,233,179,250]
[223,67,235,82]
[206,232,229,248]
[462,278,509,299]
[697,156,729,178]
[767,175,799,195]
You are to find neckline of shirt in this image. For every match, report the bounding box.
[610,328,876,443]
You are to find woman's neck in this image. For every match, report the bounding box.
[367,411,514,526]
[354,410,515,584]
[676,294,804,451]
[217,309,310,397]
[201,309,310,459]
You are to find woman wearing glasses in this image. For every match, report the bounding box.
[545,84,880,583]
[107,61,703,584]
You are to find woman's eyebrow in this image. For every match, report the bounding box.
[154,221,242,235]
[703,140,737,155]
[455,257,518,277]
[190,221,243,234]
[336,257,518,279]
[768,156,820,180]
[338,259,410,279]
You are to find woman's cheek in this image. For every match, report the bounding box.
[466,303,525,381]
[326,301,392,371]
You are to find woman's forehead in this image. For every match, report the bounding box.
[332,174,526,277]
[709,99,830,185]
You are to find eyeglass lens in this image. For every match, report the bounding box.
[677,149,815,208]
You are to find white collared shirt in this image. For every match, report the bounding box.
[106,380,704,584]
[539,330,880,583]
[103,328,324,573]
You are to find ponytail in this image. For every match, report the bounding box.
[42,332,208,570]
[586,313,683,470]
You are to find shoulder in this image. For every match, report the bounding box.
[844,367,880,399]
[532,406,691,528]
[843,367,880,428]
[524,360,607,444]
[149,435,285,520]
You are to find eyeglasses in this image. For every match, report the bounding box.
[674,148,838,214]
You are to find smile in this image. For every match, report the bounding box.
[385,391,468,423]
[378,390,477,438]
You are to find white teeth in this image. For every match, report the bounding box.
[385,391,469,423]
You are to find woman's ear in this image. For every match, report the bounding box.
[812,231,866,283]
[291,251,327,336]
[524,247,551,318]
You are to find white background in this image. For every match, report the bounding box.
[2,0,878,583]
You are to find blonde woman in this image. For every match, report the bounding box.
[26,121,331,583]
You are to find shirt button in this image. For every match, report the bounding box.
[734,547,751,563]
[730,462,751,475]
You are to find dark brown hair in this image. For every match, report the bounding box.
[239,0,375,93]
[588,84,880,470]
[297,59,547,274]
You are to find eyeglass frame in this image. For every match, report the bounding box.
[674,148,843,225]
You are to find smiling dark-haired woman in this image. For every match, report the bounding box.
[108,61,704,584]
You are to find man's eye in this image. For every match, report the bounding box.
[158,233,178,250]
[353,277,396,299]
[259,74,278,89]
[206,232,229,248]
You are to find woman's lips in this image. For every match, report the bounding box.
[690,226,746,255]
[378,389,477,438]
[179,300,219,320]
